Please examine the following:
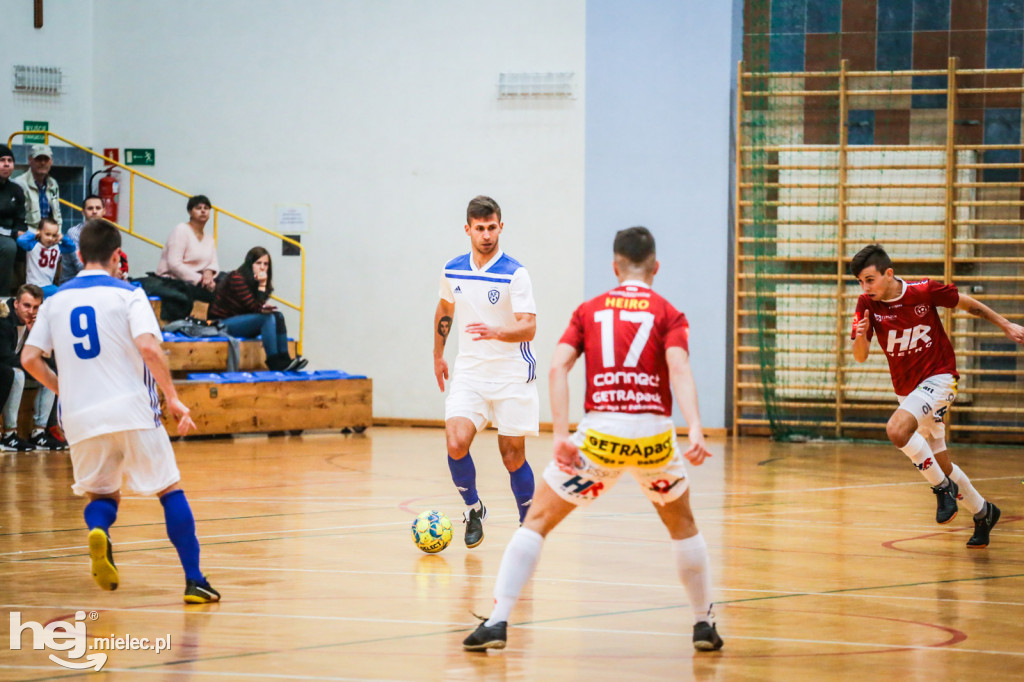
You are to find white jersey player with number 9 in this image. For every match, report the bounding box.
[21,218,221,604]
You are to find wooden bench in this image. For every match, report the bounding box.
[161,373,372,437]
[164,338,298,373]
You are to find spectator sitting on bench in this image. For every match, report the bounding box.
[0,284,62,451]
[208,246,307,372]
[18,217,76,297]
[144,194,219,321]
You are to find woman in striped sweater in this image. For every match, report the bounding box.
[209,246,307,371]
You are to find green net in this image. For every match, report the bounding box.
[737,15,1024,442]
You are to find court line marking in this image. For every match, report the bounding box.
[522,625,1023,656]
[0,665,403,681]
[8,508,1015,558]
[3,592,1018,680]
[8,555,1024,599]
[0,505,405,538]
[6,562,1024,611]
[0,520,418,557]
[0,603,467,627]
[693,474,1024,497]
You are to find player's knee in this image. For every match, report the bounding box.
[522,504,560,537]
[445,435,471,458]
[885,418,912,448]
[499,449,526,471]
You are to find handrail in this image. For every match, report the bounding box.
[7,130,305,352]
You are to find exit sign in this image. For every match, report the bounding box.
[23,121,48,144]
[124,148,155,166]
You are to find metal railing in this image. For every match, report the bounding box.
[7,131,305,352]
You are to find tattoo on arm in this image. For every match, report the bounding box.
[968,305,983,317]
[437,316,452,342]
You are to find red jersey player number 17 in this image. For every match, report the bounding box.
[560,283,689,417]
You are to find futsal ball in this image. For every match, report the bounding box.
[412,510,454,553]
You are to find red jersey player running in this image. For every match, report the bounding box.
[463,226,723,652]
[850,244,1024,547]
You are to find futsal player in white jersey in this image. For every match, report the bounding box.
[433,195,538,547]
[22,218,221,603]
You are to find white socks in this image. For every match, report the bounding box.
[486,528,714,628]
[949,464,986,515]
[487,527,544,626]
[899,432,946,486]
[672,532,713,624]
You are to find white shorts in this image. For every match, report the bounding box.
[70,427,181,496]
[897,373,958,453]
[543,412,689,507]
[445,375,539,437]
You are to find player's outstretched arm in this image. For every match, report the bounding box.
[135,332,196,436]
[433,298,454,392]
[465,312,536,343]
[21,345,59,394]
[956,293,1024,345]
[851,312,871,362]
[666,346,712,466]
[549,343,581,473]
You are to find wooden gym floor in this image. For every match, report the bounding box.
[1,427,1022,680]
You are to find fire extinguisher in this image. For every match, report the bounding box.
[90,168,120,222]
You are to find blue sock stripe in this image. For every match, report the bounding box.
[509,460,535,522]
[448,453,479,506]
[84,498,118,532]
[160,489,204,582]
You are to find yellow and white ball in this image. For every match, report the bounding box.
[411,510,454,553]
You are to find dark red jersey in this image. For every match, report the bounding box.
[558,282,689,415]
[853,279,959,395]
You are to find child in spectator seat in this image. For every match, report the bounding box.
[208,246,307,372]
[18,217,75,297]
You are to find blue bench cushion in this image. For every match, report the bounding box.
[186,370,366,383]
[163,332,296,343]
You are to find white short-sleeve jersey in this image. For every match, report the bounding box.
[25,241,61,287]
[25,271,163,445]
[439,250,537,384]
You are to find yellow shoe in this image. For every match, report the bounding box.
[88,528,119,591]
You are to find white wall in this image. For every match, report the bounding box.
[0,0,94,148]
[89,0,586,420]
[585,1,736,429]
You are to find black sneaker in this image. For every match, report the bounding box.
[0,432,35,452]
[693,621,723,651]
[88,528,119,591]
[285,356,308,372]
[49,426,68,447]
[967,502,1001,549]
[31,430,68,451]
[184,577,221,604]
[463,503,488,548]
[931,478,959,524]
[462,618,507,651]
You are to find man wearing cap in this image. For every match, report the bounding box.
[14,144,62,232]
[0,145,27,296]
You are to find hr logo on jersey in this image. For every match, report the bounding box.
[915,305,929,317]
[648,478,684,495]
[885,325,932,355]
[562,475,604,498]
[487,289,500,304]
